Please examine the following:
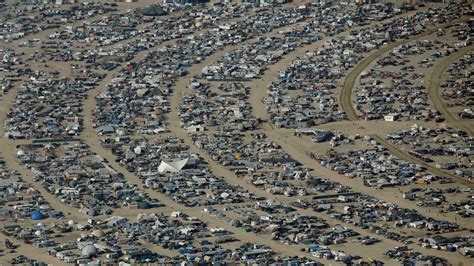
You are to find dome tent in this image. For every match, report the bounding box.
[81,244,98,257]
[16,149,25,157]
[31,210,44,220]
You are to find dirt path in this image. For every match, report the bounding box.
[244,125,472,264]
[0,83,74,261]
[340,18,471,121]
[249,8,425,121]
[426,45,474,136]
[3,10,108,49]
[0,234,64,265]
[261,124,474,227]
[370,134,474,187]
[81,123,324,261]
[338,18,473,188]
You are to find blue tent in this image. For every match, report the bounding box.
[47,122,59,127]
[31,210,44,220]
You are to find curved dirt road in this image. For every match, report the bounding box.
[426,45,473,136]
[339,19,473,188]
[340,18,471,121]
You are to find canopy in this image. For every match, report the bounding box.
[158,158,188,174]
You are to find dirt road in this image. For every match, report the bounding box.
[0,5,325,262]
[338,18,473,188]
[371,134,473,187]
[426,45,474,136]
[340,19,471,121]
[0,234,64,265]
[0,83,88,220]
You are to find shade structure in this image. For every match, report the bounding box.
[158,158,188,174]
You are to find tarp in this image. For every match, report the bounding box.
[158,158,188,174]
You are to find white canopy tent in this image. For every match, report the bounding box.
[158,158,188,173]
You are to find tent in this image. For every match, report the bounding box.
[158,158,188,174]
[81,245,98,257]
[16,149,25,157]
[31,210,44,220]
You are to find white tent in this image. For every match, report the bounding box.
[81,244,98,257]
[16,149,25,157]
[134,146,142,155]
[158,158,188,173]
